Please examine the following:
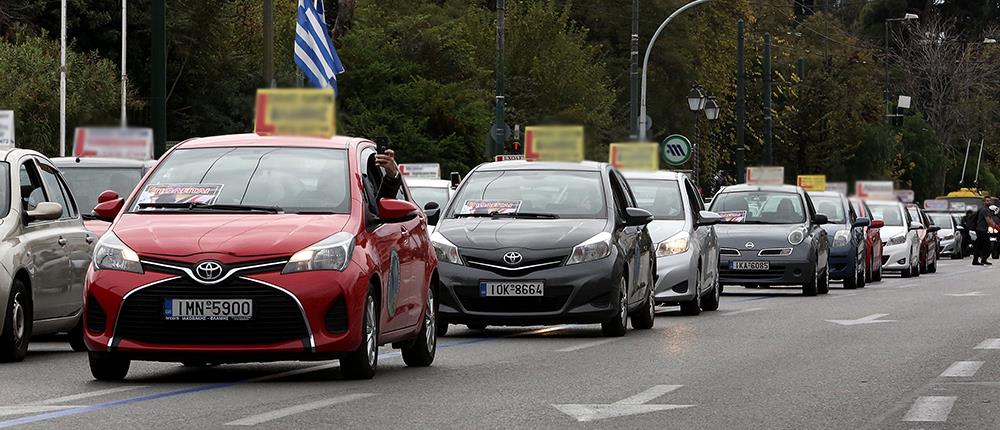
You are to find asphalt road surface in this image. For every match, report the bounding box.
[2,258,999,429]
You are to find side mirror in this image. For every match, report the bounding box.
[623,207,653,226]
[928,225,941,233]
[97,190,120,204]
[25,202,63,222]
[909,221,924,231]
[696,210,722,227]
[852,217,871,228]
[870,219,885,229]
[378,198,419,223]
[93,198,125,222]
[424,201,441,226]
[450,172,462,190]
[813,214,829,225]
[956,225,966,231]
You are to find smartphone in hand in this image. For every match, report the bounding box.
[375,136,391,154]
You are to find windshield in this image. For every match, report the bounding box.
[129,147,350,214]
[627,179,685,220]
[409,186,450,210]
[867,203,904,226]
[928,213,953,229]
[907,208,922,225]
[447,170,606,219]
[810,195,846,224]
[60,167,143,207]
[709,191,805,224]
[850,200,864,217]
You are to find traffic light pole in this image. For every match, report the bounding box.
[151,0,166,157]
[492,0,507,158]
[629,0,639,140]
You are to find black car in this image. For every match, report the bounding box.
[431,161,656,337]
[709,184,831,296]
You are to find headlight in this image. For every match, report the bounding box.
[788,228,806,246]
[656,231,690,257]
[833,230,850,248]
[282,232,354,274]
[887,234,907,246]
[430,231,463,265]
[93,233,142,274]
[566,232,613,265]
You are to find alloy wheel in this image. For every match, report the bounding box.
[619,281,628,328]
[424,290,436,354]
[364,298,377,367]
[10,292,24,344]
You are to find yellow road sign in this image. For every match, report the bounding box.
[524,126,584,161]
[796,175,827,192]
[254,88,336,137]
[609,143,658,171]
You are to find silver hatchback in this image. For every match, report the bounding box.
[0,149,94,361]
[623,171,722,315]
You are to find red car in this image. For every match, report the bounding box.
[83,134,439,380]
[849,198,885,283]
[906,204,941,273]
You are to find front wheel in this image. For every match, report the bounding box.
[873,259,883,282]
[601,279,628,337]
[928,250,938,273]
[89,352,130,381]
[0,280,31,362]
[817,266,830,295]
[630,284,655,330]
[401,288,437,367]
[701,275,721,311]
[341,292,378,380]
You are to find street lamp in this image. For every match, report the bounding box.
[704,97,721,121]
[984,38,998,44]
[687,85,707,112]
[885,13,919,125]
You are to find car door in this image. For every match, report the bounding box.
[37,160,92,317]
[358,146,410,334]
[391,179,425,330]
[683,178,711,294]
[607,170,642,306]
[16,158,70,320]
[803,193,828,269]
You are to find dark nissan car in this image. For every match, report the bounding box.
[432,161,656,337]
[709,184,831,296]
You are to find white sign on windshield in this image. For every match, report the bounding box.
[399,163,441,179]
[0,111,14,148]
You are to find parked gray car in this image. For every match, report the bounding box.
[0,149,94,361]
[623,171,722,315]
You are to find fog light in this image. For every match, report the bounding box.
[897,259,906,265]
[793,269,802,277]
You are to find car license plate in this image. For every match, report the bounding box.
[164,299,253,321]
[479,281,544,297]
[730,261,770,271]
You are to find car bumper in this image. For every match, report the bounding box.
[83,261,370,361]
[437,255,623,326]
[652,252,698,304]
[939,238,958,255]
[827,249,857,280]
[881,243,911,270]
[718,255,815,286]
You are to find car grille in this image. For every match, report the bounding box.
[86,295,107,334]
[114,278,309,346]
[720,248,741,256]
[464,255,566,276]
[452,285,573,313]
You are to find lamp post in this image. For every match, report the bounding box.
[703,96,721,192]
[884,13,918,125]
[688,85,706,186]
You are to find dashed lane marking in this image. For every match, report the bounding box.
[939,361,984,377]
[901,396,956,422]
[37,386,149,405]
[555,338,622,352]
[828,293,858,299]
[974,339,1000,349]
[225,393,375,426]
[0,406,82,417]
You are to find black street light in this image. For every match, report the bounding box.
[704,97,721,121]
[687,85,707,112]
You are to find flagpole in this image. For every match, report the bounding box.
[120,0,128,127]
[59,0,67,156]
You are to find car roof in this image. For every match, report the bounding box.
[474,160,606,172]
[621,170,687,180]
[806,191,844,198]
[866,199,903,206]
[718,184,802,193]
[51,157,148,168]
[405,178,451,188]
[174,133,361,150]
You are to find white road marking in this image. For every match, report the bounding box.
[552,385,695,422]
[225,393,375,426]
[895,284,917,289]
[719,307,764,316]
[945,291,989,297]
[36,386,148,405]
[0,406,82,417]
[940,361,984,377]
[828,293,858,299]
[901,396,956,422]
[825,313,896,326]
[974,338,1000,349]
[556,338,622,352]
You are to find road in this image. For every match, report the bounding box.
[1,258,998,429]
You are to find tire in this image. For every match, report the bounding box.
[630,284,655,330]
[817,266,830,295]
[802,267,819,296]
[0,280,31,362]
[873,260,883,282]
[435,321,449,338]
[919,252,928,274]
[701,274,721,312]
[466,323,487,330]
[856,260,866,288]
[68,318,87,352]
[341,291,379,380]
[401,287,437,367]
[864,255,873,283]
[843,268,858,289]
[89,352,130,381]
[679,279,702,316]
[601,278,628,337]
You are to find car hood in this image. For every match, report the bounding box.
[437,218,608,250]
[714,223,806,248]
[821,224,849,236]
[113,213,350,258]
[646,220,687,243]
[879,226,907,242]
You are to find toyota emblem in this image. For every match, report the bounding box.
[194,261,224,281]
[503,251,523,266]
[745,242,755,249]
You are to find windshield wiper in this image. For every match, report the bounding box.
[137,202,282,213]
[455,212,560,219]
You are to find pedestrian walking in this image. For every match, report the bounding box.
[972,198,997,265]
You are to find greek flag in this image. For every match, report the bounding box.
[294,0,345,90]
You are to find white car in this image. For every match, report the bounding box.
[405,178,453,233]
[866,200,922,277]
